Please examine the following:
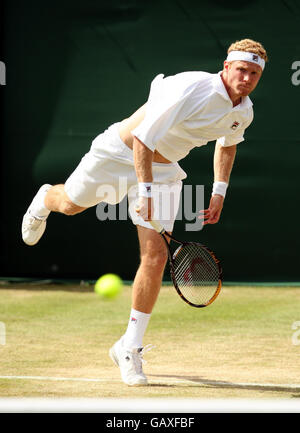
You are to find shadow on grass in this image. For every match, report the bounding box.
[148,374,300,394]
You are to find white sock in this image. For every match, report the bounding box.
[123,308,151,349]
[30,187,51,219]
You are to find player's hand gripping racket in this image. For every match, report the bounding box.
[149,220,222,308]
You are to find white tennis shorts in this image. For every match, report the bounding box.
[64,122,187,231]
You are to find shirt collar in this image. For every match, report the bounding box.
[213,71,253,109]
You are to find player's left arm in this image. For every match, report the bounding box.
[200,142,237,225]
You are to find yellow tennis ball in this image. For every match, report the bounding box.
[94,274,123,299]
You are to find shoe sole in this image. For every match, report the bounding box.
[22,216,47,246]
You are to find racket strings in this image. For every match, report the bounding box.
[172,243,221,306]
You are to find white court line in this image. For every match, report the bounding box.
[0,375,111,383]
[0,375,300,391]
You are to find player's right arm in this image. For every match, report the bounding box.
[133,136,154,221]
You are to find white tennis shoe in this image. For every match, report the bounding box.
[109,338,153,386]
[22,184,52,246]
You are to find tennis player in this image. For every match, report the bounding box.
[22,39,268,386]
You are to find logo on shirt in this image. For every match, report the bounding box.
[231,121,240,130]
[252,54,258,62]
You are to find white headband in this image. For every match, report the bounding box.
[226,50,265,70]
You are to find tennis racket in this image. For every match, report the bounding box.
[149,220,222,308]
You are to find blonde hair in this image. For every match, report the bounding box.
[227,39,268,63]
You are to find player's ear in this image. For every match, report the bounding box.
[223,61,230,71]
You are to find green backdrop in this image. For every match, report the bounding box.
[1,0,300,282]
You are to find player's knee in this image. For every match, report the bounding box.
[141,249,168,271]
[60,200,83,216]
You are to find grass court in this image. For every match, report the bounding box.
[0,282,299,402]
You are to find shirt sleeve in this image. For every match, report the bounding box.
[216,109,254,147]
[216,133,245,147]
[131,73,200,151]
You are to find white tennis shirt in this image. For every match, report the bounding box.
[132,71,254,162]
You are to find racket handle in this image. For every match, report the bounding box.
[149,220,165,234]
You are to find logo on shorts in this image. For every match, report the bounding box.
[146,186,151,192]
[252,54,259,62]
[131,317,137,324]
[231,121,240,130]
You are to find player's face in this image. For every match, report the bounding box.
[224,60,262,98]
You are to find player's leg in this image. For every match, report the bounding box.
[44,184,86,215]
[22,123,134,246]
[109,226,169,386]
[124,225,169,343]
[124,225,168,343]
[109,178,184,386]
[21,182,88,246]
[131,225,168,314]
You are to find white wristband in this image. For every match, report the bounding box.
[212,181,228,198]
[138,182,152,198]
